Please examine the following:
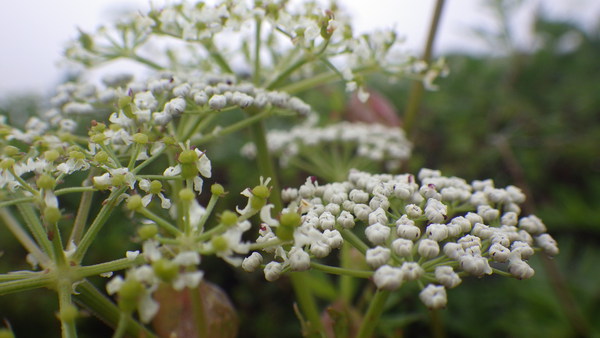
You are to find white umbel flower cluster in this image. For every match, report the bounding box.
[242,122,412,173]
[243,168,558,310]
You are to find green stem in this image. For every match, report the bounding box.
[289,272,324,334]
[403,0,446,139]
[73,187,127,263]
[16,203,54,260]
[0,274,54,295]
[68,188,94,245]
[130,53,164,70]
[195,109,271,144]
[249,120,282,211]
[54,187,96,196]
[196,193,219,234]
[73,281,157,338]
[0,208,50,267]
[58,281,78,338]
[112,312,128,338]
[50,221,67,267]
[191,285,207,337]
[0,196,35,208]
[338,227,370,255]
[357,289,389,338]
[310,262,372,279]
[137,207,182,236]
[75,257,144,280]
[253,18,262,85]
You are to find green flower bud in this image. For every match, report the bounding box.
[78,29,94,50]
[132,133,149,144]
[90,121,106,133]
[210,183,225,196]
[250,195,267,210]
[178,150,198,164]
[118,279,144,313]
[90,133,107,143]
[179,188,195,202]
[180,163,198,179]
[126,195,143,211]
[36,174,56,190]
[0,158,15,170]
[276,224,295,242]
[149,180,162,194]
[161,136,177,145]
[44,149,60,162]
[3,145,19,157]
[211,236,228,252]
[137,224,158,240]
[69,150,85,161]
[220,210,238,226]
[44,207,61,224]
[280,212,301,228]
[93,151,109,163]
[152,259,179,283]
[252,185,270,199]
[118,95,134,118]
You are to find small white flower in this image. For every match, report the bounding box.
[288,247,311,271]
[172,251,201,266]
[400,262,424,281]
[126,251,140,261]
[535,234,559,256]
[366,246,391,268]
[391,238,413,257]
[323,229,343,249]
[373,265,404,290]
[426,223,449,242]
[508,258,535,279]
[208,94,227,110]
[365,223,390,245]
[337,211,355,228]
[106,276,124,295]
[264,261,283,281]
[419,284,447,309]
[435,266,461,288]
[242,252,263,272]
[173,271,204,291]
[417,239,440,258]
[488,243,510,262]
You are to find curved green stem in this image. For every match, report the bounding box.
[357,289,389,338]
[310,262,372,279]
[0,208,50,267]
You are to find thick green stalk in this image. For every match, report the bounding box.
[0,274,54,295]
[357,290,390,338]
[58,280,78,338]
[73,281,157,338]
[403,0,446,139]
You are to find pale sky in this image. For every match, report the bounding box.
[0,0,597,96]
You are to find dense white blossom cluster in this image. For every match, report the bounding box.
[64,0,444,100]
[242,168,558,309]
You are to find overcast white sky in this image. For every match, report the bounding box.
[0,0,598,96]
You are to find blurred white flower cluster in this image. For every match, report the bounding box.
[242,122,412,180]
